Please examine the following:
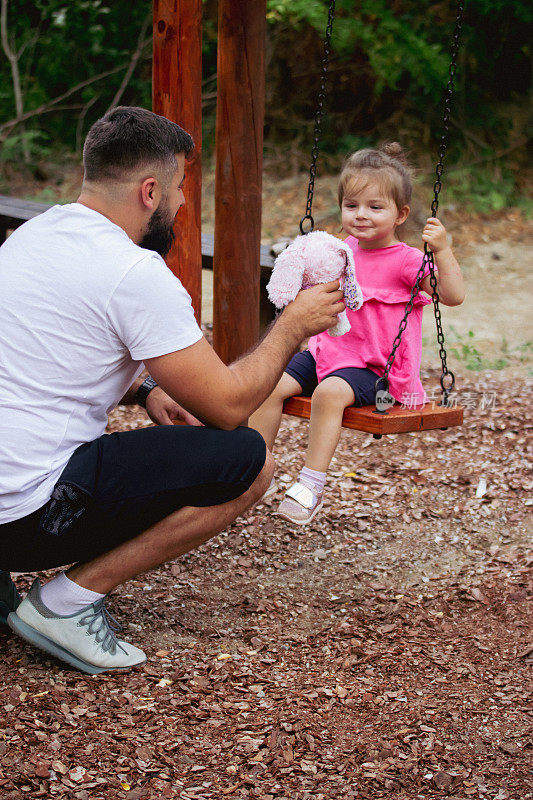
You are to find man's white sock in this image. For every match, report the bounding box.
[40,571,105,616]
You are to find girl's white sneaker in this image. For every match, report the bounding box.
[274,480,323,525]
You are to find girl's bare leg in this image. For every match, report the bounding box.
[249,373,303,451]
[305,377,355,473]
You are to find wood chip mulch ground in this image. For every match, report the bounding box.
[1,368,531,800]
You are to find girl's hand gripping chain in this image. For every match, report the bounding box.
[266,229,364,336]
[421,217,465,306]
[422,217,449,254]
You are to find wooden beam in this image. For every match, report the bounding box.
[152,0,203,321]
[213,0,266,363]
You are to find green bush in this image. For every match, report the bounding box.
[442,165,524,215]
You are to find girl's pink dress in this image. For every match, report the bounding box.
[308,236,434,407]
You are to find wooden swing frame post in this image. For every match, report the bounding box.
[212,0,266,364]
[152,0,266,362]
[152,0,203,322]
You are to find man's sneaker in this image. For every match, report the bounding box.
[8,579,146,675]
[0,571,21,627]
[275,480,323,525]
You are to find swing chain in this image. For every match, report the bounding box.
[375,256,428,396]
[299,0,336,236]
[377,0,464,407]
[427,0,464,402]
[430,0,465,218]
[427,252,455,399]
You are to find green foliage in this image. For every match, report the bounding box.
[331,0,449,95]
[445,164,522,214]
[0,0,151,156]
[267,0,327,27]
[267,0,450,97]
[0,0,530,201]
[449,329,508,371]
[262,0,531,180]
[515,341,533,363]
[24,185,60,203]
[515,196,533,218]
[0,130,50,163]
[335,133,374,154]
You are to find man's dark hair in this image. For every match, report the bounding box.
[83,106,194,182]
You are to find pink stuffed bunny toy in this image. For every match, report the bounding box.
[267,229,364,336]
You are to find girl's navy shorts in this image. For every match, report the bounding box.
[285,350,378,406]
[0,425,266,572]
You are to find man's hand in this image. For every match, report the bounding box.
[283,280,345,338]
[145,386,203,426]
[144,280,345,431]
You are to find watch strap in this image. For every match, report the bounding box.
[135,376,158,408]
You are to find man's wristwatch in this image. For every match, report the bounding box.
[135,376,158,408]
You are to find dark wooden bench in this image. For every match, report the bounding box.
[0,194,275,268]
[0,195,55,243]
[0,194,277,327]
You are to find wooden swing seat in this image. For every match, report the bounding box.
[283,396,463,437]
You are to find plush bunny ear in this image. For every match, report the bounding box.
[341,245,364,310]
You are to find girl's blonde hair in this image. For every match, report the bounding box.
[338,142,413,211]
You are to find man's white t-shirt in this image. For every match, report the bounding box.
[0,203,203,523]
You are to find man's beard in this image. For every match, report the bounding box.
[139,205,175,257]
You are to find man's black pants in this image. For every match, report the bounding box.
[0,425,266,571]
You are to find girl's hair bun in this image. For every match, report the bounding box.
[379,141,408,165]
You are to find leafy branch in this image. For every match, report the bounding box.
[108,13,151,110]
[0,65,129,142]
[0,4,152,150]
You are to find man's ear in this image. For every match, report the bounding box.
[140,177,161,211]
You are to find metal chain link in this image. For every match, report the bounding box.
[377,0,465,407]
[299,0,336,235]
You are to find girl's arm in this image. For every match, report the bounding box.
[420,217,465,306]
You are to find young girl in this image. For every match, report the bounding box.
[249,143,465,524]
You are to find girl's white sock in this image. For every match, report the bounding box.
[40,571,105,616]
[299,466,327,496]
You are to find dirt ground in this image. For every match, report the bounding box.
[0,169,531,799]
